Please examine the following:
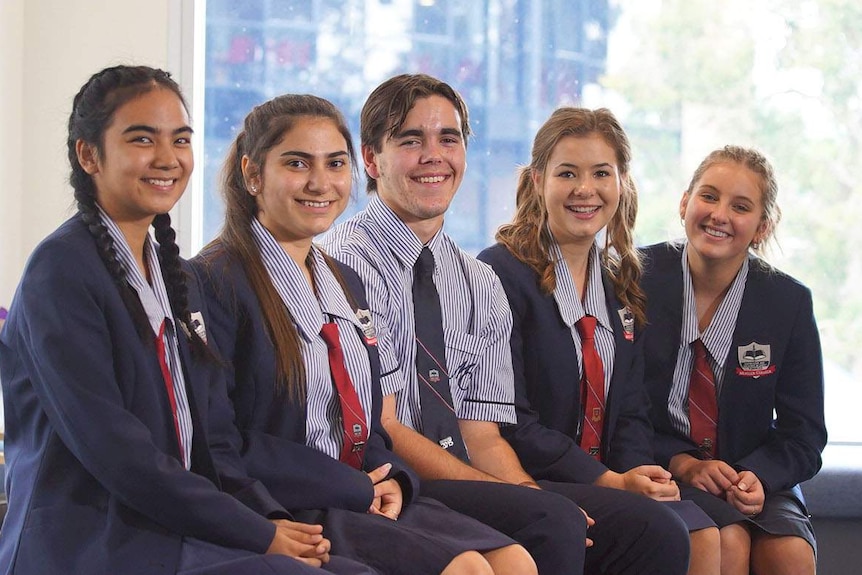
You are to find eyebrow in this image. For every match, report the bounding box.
[278,150,349,159]
[122,125,194,137]
[392,127,463,139]
[555,161,613,170]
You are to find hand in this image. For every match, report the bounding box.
[581,506,595,548]
[670,453,739,497]
[266,519,330,567]
[366,462,402,520]
[725,470,764,517]
[620,465,681,501]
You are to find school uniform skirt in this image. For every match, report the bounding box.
[680,485,817,554]
[294,496,516,575]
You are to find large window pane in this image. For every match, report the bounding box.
[201,0,861,449]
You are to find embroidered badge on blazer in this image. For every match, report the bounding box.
[617,307,635,341]
[734,341,776,377]
[180,311,208,343]
[355,308,378,346]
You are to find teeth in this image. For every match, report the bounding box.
[300,200,330,208]
[416,176,446,184]
[704,227,729,238]
[568,205,599,213]
[146,179,174,187]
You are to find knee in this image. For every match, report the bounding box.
[442,550,495,575]
[483,544,538,575]
[750,535,815,575]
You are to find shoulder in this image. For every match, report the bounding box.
[477,243,536,283]
[747,258,813,305]
[321,212,377,257]
[639,241,684,274]
[22,217,107,290]
[188,241,250,309]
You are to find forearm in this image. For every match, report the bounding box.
[383,419,499,482]
[464,428,535,485]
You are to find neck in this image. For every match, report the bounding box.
[687,249,742,332]
[281,239,315,287]
[116,220,152,278]
[556,234,593,300]
[406,217,443,245]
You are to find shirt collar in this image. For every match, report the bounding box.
[366,195,445,268]
[550,241,612,330]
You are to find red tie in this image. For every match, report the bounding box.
[320,322,369,469]
[155,320,185,464]
[688,339,718,459]
[576,315,605,459]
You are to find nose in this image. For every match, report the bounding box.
[420,140,443,163]
[153,141,179,169]
[306,165,331,194]
[572,177,592,197]
[710,200,731,223]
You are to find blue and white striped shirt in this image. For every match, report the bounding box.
[99,207,193,469]
[323,196,516,432]
[550,241,616,394]
[253,218,374,460]
[669,243,749,436]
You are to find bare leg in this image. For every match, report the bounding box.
[688,526,720,575]
[483,544,538,575]
[750,534,815,575]
[719,523,750,575]
[441,551,495,575]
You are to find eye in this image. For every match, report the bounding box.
[699,191,718,202]
[441,136,461,145]
[130,136,153,144]
[595,169,611,178]
[175,137,192,146]
[329,158,347,169]
[400,138,421,147]
[733,203,752,213]
[557,170,575,178]
[285,159,308,169]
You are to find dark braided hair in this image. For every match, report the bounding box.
[68,65,208,355]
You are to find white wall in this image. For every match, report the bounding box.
[0,0,179,307]
[0,0,191,431]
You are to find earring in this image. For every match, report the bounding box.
[250,185,257,194]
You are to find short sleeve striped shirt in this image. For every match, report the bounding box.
[322,196,516,432]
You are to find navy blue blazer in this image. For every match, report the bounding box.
[190,244,418,514]
[478,244,654,484]
[0,217,285,575]
[640,242,827,498]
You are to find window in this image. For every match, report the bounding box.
[198,0,862,459]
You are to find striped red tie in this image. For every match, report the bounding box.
[155,320,185,465]
[320,322,369,469]
[576,315,605,459]
[688,339,718,458]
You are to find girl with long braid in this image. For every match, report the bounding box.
[0,65,371,575]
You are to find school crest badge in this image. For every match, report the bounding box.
[735,341,776,377]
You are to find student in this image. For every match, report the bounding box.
[191,93,535,575]
[323,73,691,575]
[0,65,359,575]
[477,107,722,575]
[640,146,826,575]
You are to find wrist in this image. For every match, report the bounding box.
[595,470,624,490]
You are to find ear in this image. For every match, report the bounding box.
[241,155,261,195]
[754,219,771,245]
[531,167,543,191]
[678,192,689,220]
[76,140,100,175]
[361,144,380,179]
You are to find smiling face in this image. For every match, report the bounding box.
[680,161,769,271]
[248,116,352,259]
[77,87,193,230]
[362,95,466,242]
[537,133,622,253]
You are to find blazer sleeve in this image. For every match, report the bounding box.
[15,243,276,553]
[734,287,827,492]
[478,245,609,484]
[193,253,379,513]
[184,266,291,520]
[603,333,656,473]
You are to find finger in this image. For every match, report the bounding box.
[366,462,393,485]
[273,519,325,535]
[294,557,323,568]
[585,537,594,548]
